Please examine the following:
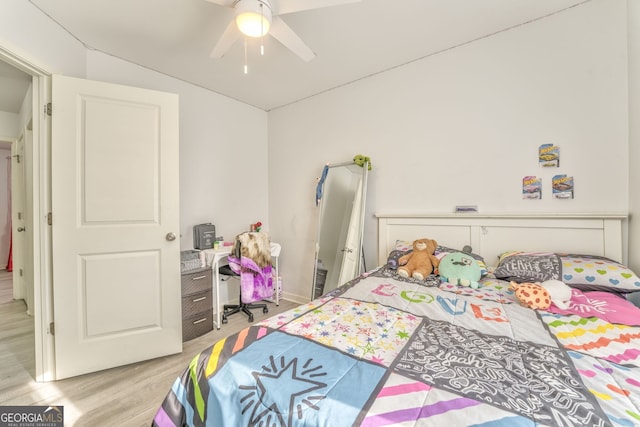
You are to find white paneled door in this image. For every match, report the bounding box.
[51,75,181,379]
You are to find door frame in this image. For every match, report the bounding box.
[10,133,24,302]
[0,44,54,382]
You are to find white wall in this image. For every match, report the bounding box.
[18,84,33,131]
[0,1,86,77]
[1,0,634,307]
[0,111,20,138]
[0,0,85,298]
[0,1,270,306]
[629,0,640,275]
[0,103,25,273]
[269,0,629,302]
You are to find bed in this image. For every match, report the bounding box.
[153,214,640,427]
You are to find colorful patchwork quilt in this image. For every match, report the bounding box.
[153,266,640,427]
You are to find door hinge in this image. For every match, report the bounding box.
[19,269,23,277]
[44,102,52,116]
[49,322,55,336]
[47,212,52,225]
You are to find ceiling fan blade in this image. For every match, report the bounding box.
[210,19,241,58]
[202,0,235,7]
[276,0,360,15]
[269,16,315,62]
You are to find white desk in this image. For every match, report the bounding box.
[201,242,281,329]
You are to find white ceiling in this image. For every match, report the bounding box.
[13,0,588,112]
[0,61,31,114]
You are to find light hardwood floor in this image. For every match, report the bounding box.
[0,269,299,426]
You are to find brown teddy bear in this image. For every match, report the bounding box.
[397,238,439,280]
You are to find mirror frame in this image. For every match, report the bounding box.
[312,160,369,299]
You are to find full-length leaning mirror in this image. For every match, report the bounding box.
[312,159,370,299]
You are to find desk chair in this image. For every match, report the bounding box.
[219,233,271,323]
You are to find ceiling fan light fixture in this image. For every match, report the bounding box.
[235,0,272,38]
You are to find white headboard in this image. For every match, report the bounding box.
[377,213,628,268]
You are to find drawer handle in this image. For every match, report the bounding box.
[192,296,207,303]
[192,318,208,325]
[191,275,207,281]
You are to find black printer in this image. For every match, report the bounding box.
[193,223,216,249]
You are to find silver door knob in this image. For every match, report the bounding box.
[166,232,176,241]
[17,227,25,232]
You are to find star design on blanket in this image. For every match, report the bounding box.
[240,355,327,427]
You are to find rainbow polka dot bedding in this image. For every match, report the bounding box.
[153,263,640,427]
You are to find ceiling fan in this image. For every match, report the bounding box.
[205,0,361,62]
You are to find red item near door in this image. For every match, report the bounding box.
[6,229,12,272]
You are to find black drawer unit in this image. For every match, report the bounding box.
[181,268,212,295]
[182,310,214,342]
[181,267,213,341]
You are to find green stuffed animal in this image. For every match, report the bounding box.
[438,252,482,289]
[353,154,372,171]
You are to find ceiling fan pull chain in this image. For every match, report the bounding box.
[260,2,265,56]
[244,37,249,74]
